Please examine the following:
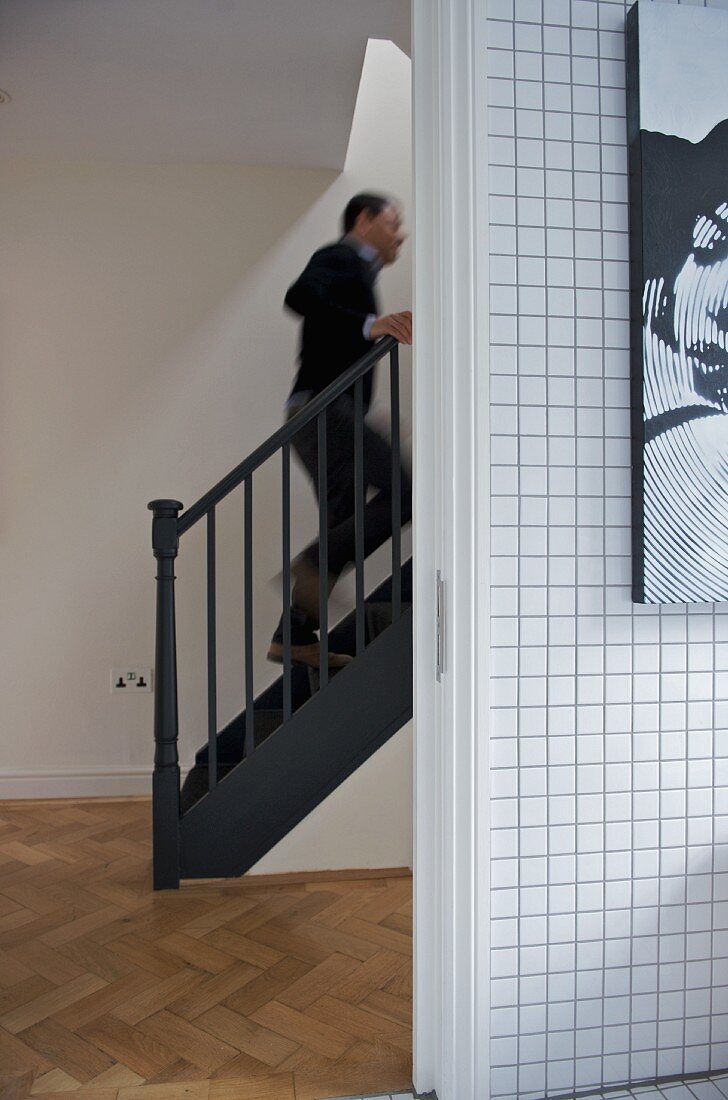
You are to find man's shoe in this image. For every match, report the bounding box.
[267,640,353,669]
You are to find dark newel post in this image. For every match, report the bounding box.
[148,498,183,890]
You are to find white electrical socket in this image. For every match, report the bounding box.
[111,668,153,694]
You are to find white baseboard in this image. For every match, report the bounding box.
[0,766,156,800]
[0,760,202,801]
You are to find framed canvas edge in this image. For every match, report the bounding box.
[626,1,648,604]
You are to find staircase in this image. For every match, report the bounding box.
[148,336,412,888]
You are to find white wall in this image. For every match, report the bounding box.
[252,725,412,874]
[484,0,728,1096]
[0,40,413,873]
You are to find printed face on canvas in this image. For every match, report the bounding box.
[673,204,728,412]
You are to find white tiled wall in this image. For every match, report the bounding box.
[486,0,728,1096]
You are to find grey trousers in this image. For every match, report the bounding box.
[292,394,412,578]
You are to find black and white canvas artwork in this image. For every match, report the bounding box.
[627,2,728,603]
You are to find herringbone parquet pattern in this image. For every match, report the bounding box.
[0,799,412,1100]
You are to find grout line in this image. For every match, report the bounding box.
[513,21,525,1095]
[596,0,608,1086]
[568,2,579,1093]
[709,554,718,1073]
[541,0,554,1089]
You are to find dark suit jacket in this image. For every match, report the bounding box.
[285,239,380,410]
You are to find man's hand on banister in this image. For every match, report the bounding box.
[370,310,413,345]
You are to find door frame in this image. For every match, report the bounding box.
[412,2,492,1098]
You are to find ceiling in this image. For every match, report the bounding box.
[0,0,410,168]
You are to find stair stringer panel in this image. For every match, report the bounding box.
[179,607,413,879]
[191,557,413,771]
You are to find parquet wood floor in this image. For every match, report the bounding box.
[0,799,413,1100]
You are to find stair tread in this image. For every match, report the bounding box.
[182,708,286,812]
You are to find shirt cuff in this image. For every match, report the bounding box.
[363,314,377,341]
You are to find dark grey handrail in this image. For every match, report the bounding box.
[177,336,397,536]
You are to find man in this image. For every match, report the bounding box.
[267,192,413,668]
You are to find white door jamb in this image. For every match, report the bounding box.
[412,1,491,1099]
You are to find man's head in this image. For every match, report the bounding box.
[343,192,405,265]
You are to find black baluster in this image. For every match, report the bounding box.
[318,412,328,686]
[207,508,217,791]
[148,499,182,890]
[282,444,292,722]
[390,346,402,621]
[244,476,254,757]
[354,377,365,655]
